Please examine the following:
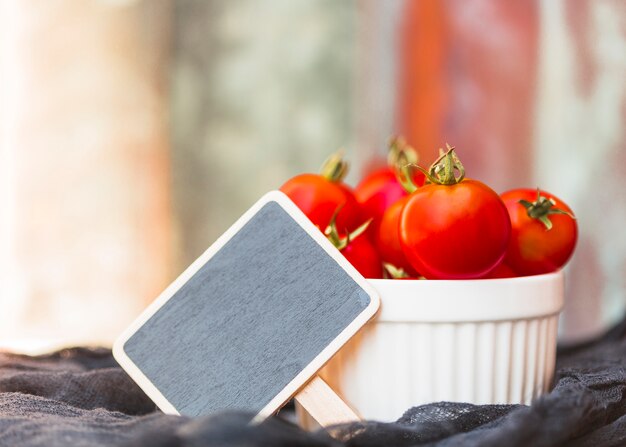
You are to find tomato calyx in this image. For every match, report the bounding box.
[388,136,419,172]
[388,137,421,194]
[383,262,411,279]
[519,188,576,231]
[423,144,465,185]
[324,208,372,251]
[400,144,465,192]
[320,152,349,183]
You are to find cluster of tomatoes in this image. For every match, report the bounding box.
[280,138,578,280]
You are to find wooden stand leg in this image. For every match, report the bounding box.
[294,375,361,428]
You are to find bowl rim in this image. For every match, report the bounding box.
[368,270,562,285]
[366,271,564,323]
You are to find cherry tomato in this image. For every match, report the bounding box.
[355,168,407,235]
[280,154,362,232]
[376,195,417,275]
[325,215,383,279]
[501,188,577,276]
[399,148,511,279]
[482,262,516,279]
[355,137,423,237]
[341,235,384,278]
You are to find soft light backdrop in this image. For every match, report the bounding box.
[0,0,624,350]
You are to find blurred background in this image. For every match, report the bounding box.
[0,0,624,351]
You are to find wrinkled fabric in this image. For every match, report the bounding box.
[1,320,626,447]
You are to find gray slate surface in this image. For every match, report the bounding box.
[123,202,370,417]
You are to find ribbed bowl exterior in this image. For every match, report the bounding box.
[320,315,559,421]
[297,272,564,425]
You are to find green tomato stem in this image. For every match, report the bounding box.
[383,263,410,279]
[388,136,419,169]
[519,189,576,231]
[401,144,465,187]
[428,144,465,185]
[397,164,420,194]
[389,137,420,194]
[320,152,349,183]
[324,206,372,250]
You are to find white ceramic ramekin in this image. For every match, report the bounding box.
[299,271,564,424]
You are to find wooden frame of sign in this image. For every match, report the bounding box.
[113,191,379,426]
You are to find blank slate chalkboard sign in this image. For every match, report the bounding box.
[113,190,379,422]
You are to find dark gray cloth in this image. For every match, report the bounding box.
[2,320,626,447]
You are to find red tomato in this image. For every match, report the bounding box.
[340,235,384,279]
[325,216,383,279]
[354,137,423,237]
[355,168,408,236]
[482,262,516,279]
[376,195,417,275]
[501,188,577,276]
[399,148,511,279]
[280,154,362,232]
